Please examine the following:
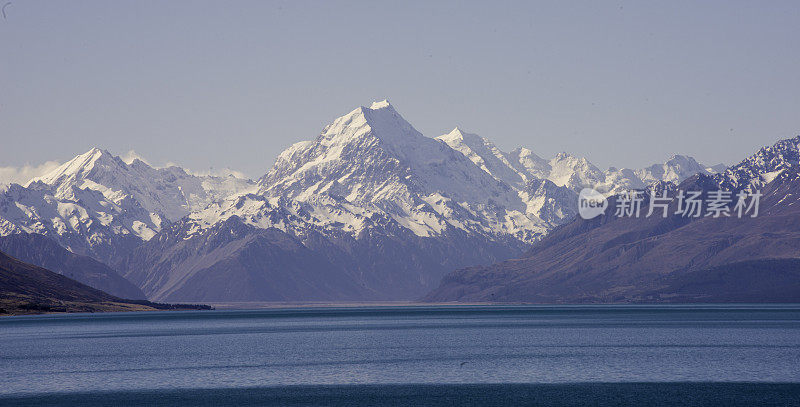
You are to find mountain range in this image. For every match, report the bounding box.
[0,149,254,265]
[0,100,744,302]
[426,136,800,303]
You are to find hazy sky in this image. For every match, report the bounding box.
[1,0,799,179]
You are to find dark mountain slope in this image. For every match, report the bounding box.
[0,233,145,299]
[0,250,211,315]
[119,217,377,302]
[0,251,154,315]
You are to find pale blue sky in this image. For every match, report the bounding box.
[1,0,799,178]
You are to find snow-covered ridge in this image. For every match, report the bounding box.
[715,135,800,191]
[27,148,256,220]
[199,101,722,244]
[0,148,255,260]
[4,100,793,268]
[251,100,550,243]
[436,126,716,196]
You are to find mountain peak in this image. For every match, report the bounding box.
[438,127,479,144]
[368,99,393,110]
[315,100,419,150]
[447,127,465,138]
[27,147,121,187]
[511,147,541,159]
[79,147,113,162]
[665,154,699,165]
[553,152,579,161]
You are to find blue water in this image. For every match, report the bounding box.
[1,305,800,405]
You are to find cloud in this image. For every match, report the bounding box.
[120,150,151,166]
[0,161,63,186]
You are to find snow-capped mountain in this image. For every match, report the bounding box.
[436,126,717,194]
[434,125,718,223]
[436,127,529,187]
[193,101,552,243]
[715,135,800,191]
[119,101,545,301]
[27,148,255,222]
[0,148,254,263]
[635,155,712,185]
[116,100,721,302]
[426,135,800,303]
[0,100,725,302]
[434,128,583,224]
[436,128,605,191]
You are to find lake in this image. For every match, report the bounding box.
[1,304,799,406]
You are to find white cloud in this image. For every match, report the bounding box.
[120,150,151,166]
[0,161,62,186]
